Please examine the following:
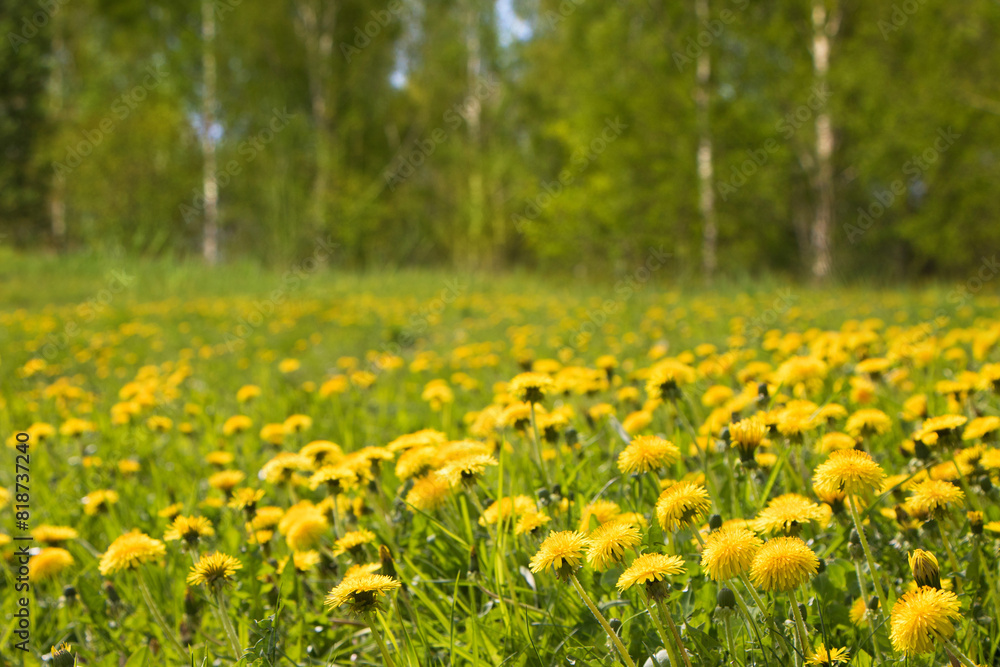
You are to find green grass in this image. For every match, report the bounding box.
[0,252,998,667]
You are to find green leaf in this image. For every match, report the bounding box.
[123,646,151,667]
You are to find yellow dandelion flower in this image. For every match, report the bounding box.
[479,496,537,526]
[237,385,261,402]
[99,530,166,575]
[850,596,869,627]
[508,372,553,404]
[889,586,961,654]
[164,516,215,545]
[228,487,265,511]
[158,502,184,519]
[209,470,246,492]
[28,547,74,582]
[300,440,344,468]
[963,416,1000,441]
[622,410,654,434]
[700,525,763,581]
[906,480,964,516]
[586,521,642,571]
[617,435,681,475]
[749,536,818,592]
[324,573,400,615]
[82,489,119,516]
[845,409,891,438]
[753,494,826,536]
[436,453,497,487]
[616,553,686,595]
[334,529,377,557]
[283,508,329,552]
[515,511,551,535]
[655,482,712,532]
[406,474,451,511]
[645,360,697,401]
[818,432,857,453]
[31,524,78,544]
[223,414,253,435]
[187,552,242,587]
[807,645,849,666]
[812,448,885,496]
[529,531,590,577]
[578,499,622,530]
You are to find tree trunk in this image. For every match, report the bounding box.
[49,19,67,250]
[465,0,485,268]
[810,0,835,280]
[201,0,219,264]
[695,0,716,279]
[295,0,335,236]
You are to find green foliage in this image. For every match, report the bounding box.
[2,0,999,274]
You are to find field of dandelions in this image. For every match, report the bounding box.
[2,261,1000,667]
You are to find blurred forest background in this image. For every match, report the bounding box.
[1,0,998,280]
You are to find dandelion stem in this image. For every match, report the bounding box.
[853,560,882,666]
[364,612,398,667]
[735,573,793,659]
[213,586,243,659]
[787,589,812,663]
[723,613,741,667]
[529,402,552,487]
[945,640,980,667]
[847,494,890,619]
[641,594,676,665]
[658,603,692,667]
[938,519,963,594]
[135,568,188,658]
[569,574,636,667]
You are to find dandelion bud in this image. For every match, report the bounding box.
[849,542,865,561]
[866,595,879,612]
[708,514,723,531]
[968,511,984,535]
[565,427,578,447]
[908,549,941,589]
[717,586,736,609]
[756,382,769,401]
[816,558,826,574]
[913,439,931,461]
[62,585,76,605]
[49,644,75,667]
[102,580,120,605]
[380,544,398,578]
[468,545,480,576]
[979,476,993,493]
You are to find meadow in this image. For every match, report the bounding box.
[2,253,999,667]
